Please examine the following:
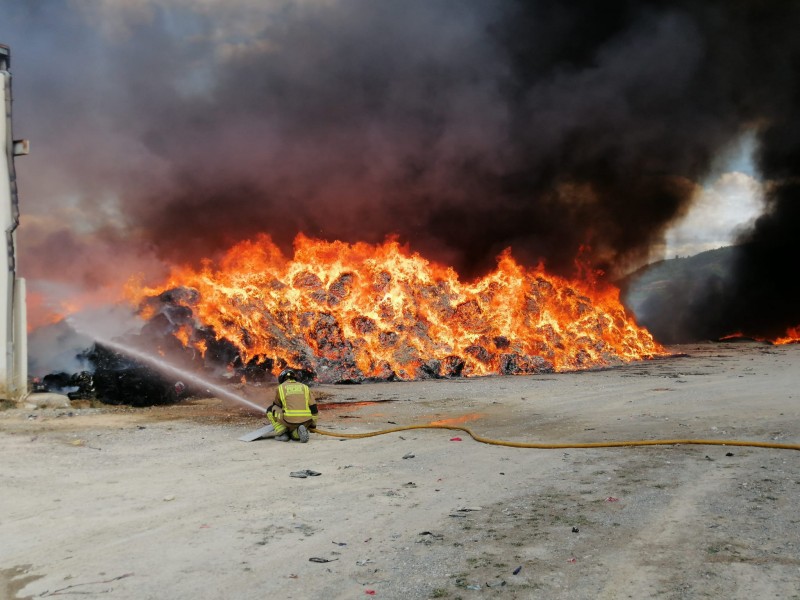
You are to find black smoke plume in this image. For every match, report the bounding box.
[2,0,800,343]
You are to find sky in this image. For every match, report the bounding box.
[661,134,763,258]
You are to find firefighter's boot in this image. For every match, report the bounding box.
[296,424,309,443]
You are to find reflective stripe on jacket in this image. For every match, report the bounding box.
[276,381,313,423]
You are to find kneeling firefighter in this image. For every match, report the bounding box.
[267,369,318,442]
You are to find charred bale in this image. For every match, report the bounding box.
[363,360,396,382]
[198,331,241,370]
[42,372,73,393]
[378,330,399,347]
[454,300,484,332]
[308,313,355,362]
[351,316,377,335]
[239,355,274,383]
[442,355,466,377]
[493,336,511,350]
[464,344,492,364]
[293,271,323,289]
[158,286,200,306]
[292,368,317,384]
[499,353,555,375]
[416,359,442,379]
[313,357,364,384]
[328,272,355,306]
[93,366,184,406]
[67,371,95,400]
[86,343,188,407]
[141,313,175,340]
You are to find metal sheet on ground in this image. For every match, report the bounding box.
[238,424,275,442]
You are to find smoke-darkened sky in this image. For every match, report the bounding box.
[2,0,799,339]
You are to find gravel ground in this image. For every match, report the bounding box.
[1,341,799,599]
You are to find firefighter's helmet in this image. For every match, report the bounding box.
[278,368,297,384]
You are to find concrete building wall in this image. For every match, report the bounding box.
[1,45,28,400]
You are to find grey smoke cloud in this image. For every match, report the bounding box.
[1,0,799,341]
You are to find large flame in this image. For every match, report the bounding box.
[126,234,663,382]
[773,326,800,345]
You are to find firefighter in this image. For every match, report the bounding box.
[267,368,317,442]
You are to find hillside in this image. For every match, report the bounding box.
[620,246,738,343]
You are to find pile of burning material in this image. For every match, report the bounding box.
[126,234,664,384]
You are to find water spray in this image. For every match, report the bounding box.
[66,318,267,414]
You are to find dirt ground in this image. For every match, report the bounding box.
[1,341,799,600]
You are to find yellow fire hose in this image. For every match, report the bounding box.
[313,423,800,451]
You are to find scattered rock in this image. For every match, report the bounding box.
[25,393,71,409]
[418,531,443,540]
[290,470,322,478]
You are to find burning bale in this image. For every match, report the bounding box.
[124,235,662,384]
[499,353,555,376]
[36,235,662,407]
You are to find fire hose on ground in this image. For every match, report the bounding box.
[311,424,800,451]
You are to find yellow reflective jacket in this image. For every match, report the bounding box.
[274,380,316,424]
